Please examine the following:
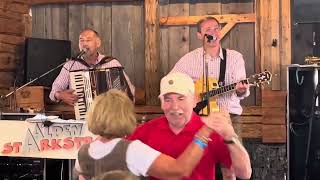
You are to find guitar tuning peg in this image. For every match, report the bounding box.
[267,82,270,85]
[257,84,260,87]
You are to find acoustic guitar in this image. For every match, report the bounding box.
[194,71,272,115]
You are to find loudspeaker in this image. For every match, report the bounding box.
[287,65,320,180]
[24,38,71,87]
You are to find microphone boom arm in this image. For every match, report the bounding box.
[1,61,66,99]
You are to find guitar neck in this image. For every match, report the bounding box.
[201,79,249,99]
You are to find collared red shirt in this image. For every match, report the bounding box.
[170,47,249,115]
[49,53,135,101]
[128,112,232,180]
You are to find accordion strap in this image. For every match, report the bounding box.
[94,56,115,68]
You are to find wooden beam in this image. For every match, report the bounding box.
[28,0,136,5]
[220,21,236,39]
[145,0,160,105]
[0,34,24,45]
[270,0,281,90]
[280,0,291,90]
[255,0,262,105]
[159,13,255,26]
[0,8,23,21]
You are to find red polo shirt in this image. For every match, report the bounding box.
[128,112,232,180]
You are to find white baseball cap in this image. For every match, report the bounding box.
[159,72,195,97]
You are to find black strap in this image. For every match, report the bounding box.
[70,56,115,69]
[218,48,227,86]
[93,56,115,68]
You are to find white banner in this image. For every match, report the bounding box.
[0,120,94,159]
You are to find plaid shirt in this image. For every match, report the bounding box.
[170,47,249,115]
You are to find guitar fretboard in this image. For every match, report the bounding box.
[200,79,249,99]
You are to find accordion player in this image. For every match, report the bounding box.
[70,67,133,120]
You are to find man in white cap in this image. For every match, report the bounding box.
[129,72,251,180]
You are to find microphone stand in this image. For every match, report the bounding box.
[1,61,67,99]
[204,38,211,116]
[1,50,86,100]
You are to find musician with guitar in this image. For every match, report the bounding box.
[170,17,252,180]
[171,17,251,139]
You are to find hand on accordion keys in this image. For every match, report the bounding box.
[55,89,79,106]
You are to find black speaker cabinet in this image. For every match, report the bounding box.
[24,38,71,87]
[287,65,320,180]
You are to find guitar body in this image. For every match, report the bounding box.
[195,77,220,115]
[193,71,272,115]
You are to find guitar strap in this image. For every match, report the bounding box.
[218,48,227,86]
[194,48,227,115]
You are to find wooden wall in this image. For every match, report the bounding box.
[0,0,30,108]
[30,0,257,106]
[0,0,292,142]
[159,0,256,106]
[31,2,146,90]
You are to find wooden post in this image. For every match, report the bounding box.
[145,0,160,105]
[280,0,291,90]
[255,0,262,105]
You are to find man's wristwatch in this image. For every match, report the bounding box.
[224,135,238,144]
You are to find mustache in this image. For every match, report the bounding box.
[169,110,183,116]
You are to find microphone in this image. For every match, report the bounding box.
[204,34,217,43]
[76,49,87,59]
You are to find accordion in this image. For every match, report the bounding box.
[70,67,132,120]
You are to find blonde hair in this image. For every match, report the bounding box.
[86,89,136,138]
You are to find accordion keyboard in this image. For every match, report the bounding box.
[70,71,93,120]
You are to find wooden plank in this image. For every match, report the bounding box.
[112,1,144,90]
[0,34,24,45]
[68,4,86,56]
[46,4,68,40]
[0,53,16,70]
[241,115,262,124]
[219,22,236,39]
[0,8,23,21]
[241,123,261,138]
[189,0,221,51]
[4,1,29,14]
[0,43,17,53]
[0,88,10,108]
[145,0,160,105]
[255,0,262,105]
[0,18,25,36]
[159,0,169,76]
[84,3,111,56]
[262,107,285,125]
[29,0,137,5]
[242,106,262,115]
[23,14,32,37]
[160,13,255,26]
[280,0,291,90]
[167,1,189,70]
[259,0,272,82]
[31,6,46,38]
[262,90,286,108]
[262,124,286,143]
[0,72,14,88]
[270,0,280,90]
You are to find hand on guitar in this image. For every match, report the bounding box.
[201,109,237,140]
[235,82,250,97]
[55,89,79,106]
